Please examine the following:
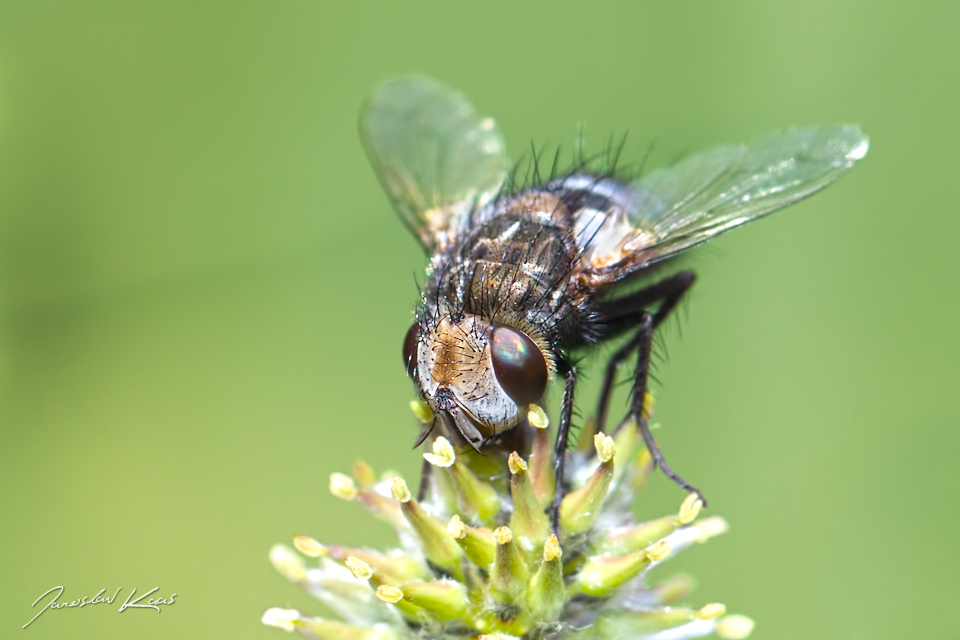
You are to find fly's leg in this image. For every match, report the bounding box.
[550,366,577,533]
[589,269,704,504]
[417,456,433,502]
[595,330,644,439]
[594,270,696,436]
[630,311,707,506]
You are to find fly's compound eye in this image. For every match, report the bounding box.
[402,323,419,377]
[490,325,548,405]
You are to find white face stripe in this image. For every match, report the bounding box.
[416,313,521,437]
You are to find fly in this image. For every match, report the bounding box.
[360,76,868,525]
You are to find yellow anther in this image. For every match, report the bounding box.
[447,514,466,539]
[593,433,616,462]
[376,585,404,603]
[647,539,672,562]
[696,603,727,620]
[391,476,411,503]
[528,404,549,429]
[423,437,456,467]
[543,534,562,562]
[344,555,372,580]
[261,607,300,631]
[352,460,376,487]
[292,535,327,557]
[508,451,527,474]
[715,614,756,639]
[329,473,358,501]
[269,545,307,583]
[493,526,513,545]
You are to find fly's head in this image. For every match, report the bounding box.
[403,313,552,449]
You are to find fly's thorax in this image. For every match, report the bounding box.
[413,313,553,440]
[432,198,587,348]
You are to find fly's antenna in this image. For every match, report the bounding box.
[413,415,437,449]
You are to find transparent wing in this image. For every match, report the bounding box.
[597,125,868,272]
[360,76,509,252]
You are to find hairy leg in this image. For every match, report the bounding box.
[550,366,577,532]
[594,270,696,435]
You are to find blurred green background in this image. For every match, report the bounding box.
[2,1,958,639]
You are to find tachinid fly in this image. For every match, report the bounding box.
[360,76,868,522]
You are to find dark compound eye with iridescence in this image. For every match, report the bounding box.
[402,323,418,377]
[489,325,548,405]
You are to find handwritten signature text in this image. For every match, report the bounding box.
[23,586,177,628]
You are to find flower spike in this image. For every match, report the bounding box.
[267,409,751,639]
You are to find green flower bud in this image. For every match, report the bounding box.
[399,580,469,621]
[508,452,549,551]
[392,476,464,579]
[490,527,528,603]
[525,535,565,621]
[560,434,616,535]
[575,540,671,597]
[448,514,496,568]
